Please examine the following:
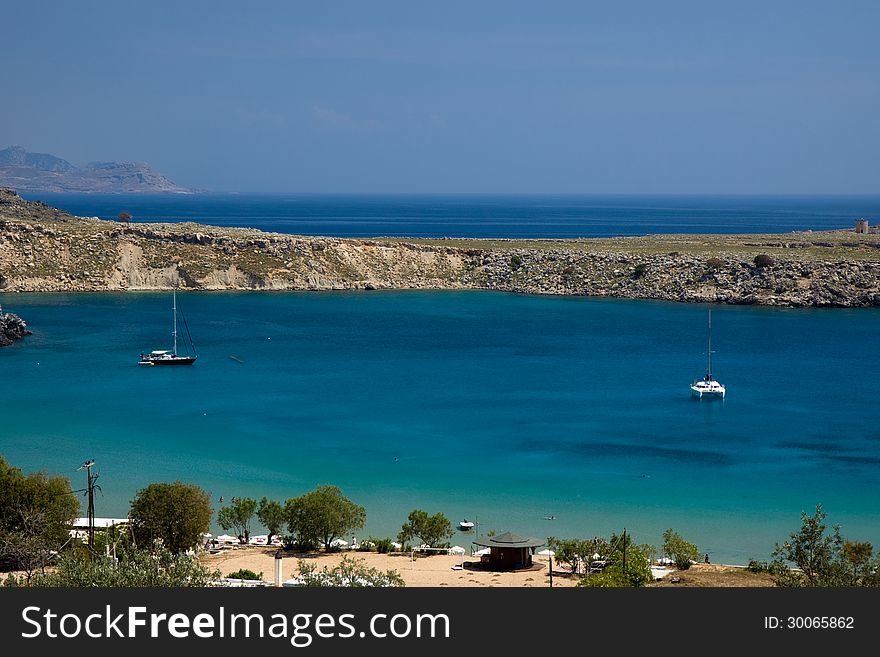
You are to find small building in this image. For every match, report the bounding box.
[472,531,545,570]
[856,218,869,233]
[69,517,129,542]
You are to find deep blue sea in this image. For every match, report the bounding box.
[22,193,880,238]
[2,291,878,564]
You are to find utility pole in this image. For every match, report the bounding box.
[78,460,97,556]
[622,528,627,572]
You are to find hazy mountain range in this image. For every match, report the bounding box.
[0,145,193,194]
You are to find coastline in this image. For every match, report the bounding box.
[2,188,879,307]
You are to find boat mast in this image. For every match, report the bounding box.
[172,289,178,355]
[707,308,712,380]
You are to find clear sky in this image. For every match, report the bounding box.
[2,1,878,193]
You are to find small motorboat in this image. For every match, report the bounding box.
[458,519,475,531]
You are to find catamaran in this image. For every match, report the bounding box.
[139,290,197,366]
[690,308,725,398]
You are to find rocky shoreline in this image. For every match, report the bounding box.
[1,187,879,307]
[0,310,31,346]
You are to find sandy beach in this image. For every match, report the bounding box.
[199,546,776,588]
[200,546,579,588]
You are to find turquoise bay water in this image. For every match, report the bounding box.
[2,291,878,564]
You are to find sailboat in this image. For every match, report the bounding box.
[690,308,725,398]
[138,290,197,366]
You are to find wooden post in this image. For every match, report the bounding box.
[549,556,553,587]
[274,551,283,587]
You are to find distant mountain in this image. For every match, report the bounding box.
[0,145,193,193]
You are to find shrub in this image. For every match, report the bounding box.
[706,257,724,269]
[226,568,262,580]
[632,263,648,279]
[753,254,775,268]
[747,559,770,573]
[372,537,394,554]
[509,255,523,269]
[296,556,405,587]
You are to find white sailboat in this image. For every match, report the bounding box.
[139,290,197,366]
[690,308,725,398]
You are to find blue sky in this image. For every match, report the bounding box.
[2,1,878,193]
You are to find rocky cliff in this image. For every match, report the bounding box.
[1,188,878,307]
[0,146,192,194]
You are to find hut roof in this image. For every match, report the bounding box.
[473,532,545,549]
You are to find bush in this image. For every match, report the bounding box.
[579,545,652,587]
[747,559,770,573]
[753,254,775,268]
[371,537,394,554]
[226,568,262,580]
[706,257,724,269]
[15,544,221,587]
[283,536,320,553]
[632,263,648,279]
[295,556,404,587]
[510,255,523,269]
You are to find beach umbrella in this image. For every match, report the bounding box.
[474,547,490,556]
[449,546,466,555]
[330,538,349,548]
[536,548,555,557]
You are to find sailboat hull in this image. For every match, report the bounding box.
[140,356,197,366]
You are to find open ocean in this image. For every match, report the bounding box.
[3,194,880,564]
[22,192,880,238]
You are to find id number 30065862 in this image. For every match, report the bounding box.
[764,617,854,630]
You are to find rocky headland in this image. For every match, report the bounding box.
[0,146,192,194]
[1,188,879,307]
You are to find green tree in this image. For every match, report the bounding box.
[117,211,132,224]
[295,556,404,587]
[662,528,700,570]
[284,486,366,551]
[129,481,212,554]
[218,496,257,543]
[770,504,880,587]
[547,537,599,575]
[397,510,454,550]
[0,455,80,580]
[0,455,80,546]
[9,543,220,587]
[257,497,286,545]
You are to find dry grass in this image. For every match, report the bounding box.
[647,563,775,587]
